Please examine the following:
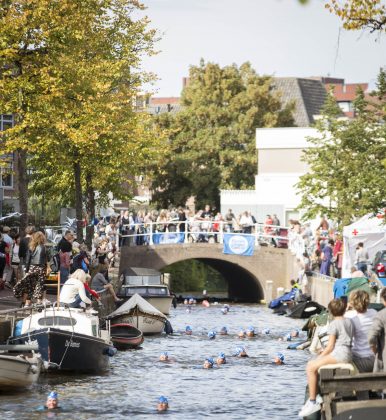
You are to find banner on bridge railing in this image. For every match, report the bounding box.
[152,232,185,245]
[223,234,254,256]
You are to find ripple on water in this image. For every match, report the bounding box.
[0,304,309,420]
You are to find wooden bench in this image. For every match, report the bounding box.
[318,366,386,420]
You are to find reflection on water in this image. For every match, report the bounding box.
[0,304,309,420]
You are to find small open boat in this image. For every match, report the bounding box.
[107,294,167,335]
[0,344,42,390]
[110,323,144,350]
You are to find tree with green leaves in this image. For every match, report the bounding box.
[297,70,386,226]
[151,61,295,210]
[0,0,161,239]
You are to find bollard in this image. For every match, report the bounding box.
[276,287,284,298]
[265,280,273,305]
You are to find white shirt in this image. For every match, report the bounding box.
[345,308,377,358]
[59,278,91,305]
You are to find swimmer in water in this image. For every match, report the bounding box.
[45,391,59,410]
[246,326,255,337]
[203,357,214,369]
[189,298,194,305]
[279,333,292,342]
[216,352,226,365]
[185,325,192,335]
[157,396,169,411]
[159,352,169,361]
[262,328,270,335]
[223,304,230,312]
[208,331,216,340]
[238,329,246,338]
[272,352,285,365]
[186,306,192,313]
[221,308,227,315]
[184,299,188,305]
[219,326,228,335]
[291,328,300,338]
[234,346,248,357]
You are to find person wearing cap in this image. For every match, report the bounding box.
[246,326,255,337]
[279,333,292,342]
[185,326,192,335]
[42,391,60,410]
[216,352,226,365]
[273,353,285,365]
[234,346,248,357]
[219,326,228,335]
[157,396,169,412]
[223,304,230,312]
[290,329,300,338]
[208,331,216,340]
[159,352,169,361]
[203,357,214,369]
[221,308,227,315]
[262,328,270,335]
[238,329,246,338]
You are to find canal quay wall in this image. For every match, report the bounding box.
[119,243,300,302]
[308,272,335,307]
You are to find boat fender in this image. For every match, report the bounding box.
[287,340,307,350]
[30,364,39,374]
[164,320,173,335]
[104,346,117,357]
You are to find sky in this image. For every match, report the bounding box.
[140,0,385,97]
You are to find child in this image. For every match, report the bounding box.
[298,298,353,417]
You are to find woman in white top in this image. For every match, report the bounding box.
[345,289,377,372]
[59,269,92,308]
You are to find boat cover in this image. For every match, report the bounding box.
[268,289,296,309]
[287,301,325,319]
[333,278,351,298]
[106,293,167,319]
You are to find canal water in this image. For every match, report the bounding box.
[0,304,309,420]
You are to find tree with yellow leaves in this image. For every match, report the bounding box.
[0,1,162,238]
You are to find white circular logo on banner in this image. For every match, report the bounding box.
[228,235,249,254]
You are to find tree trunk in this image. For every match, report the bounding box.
[85,172,95,249]
[73,161,84,241]
[16,149,28,232]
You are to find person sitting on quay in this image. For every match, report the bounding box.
[345,290,377,372]
[203,357,214,369]
[234,346,248,358]
[246,326,255,337]
[272,353,285,365]
[216,352,226,365]
[157,396,169,412]
[368,287,386,374]
[185,326,192,335]
[219,326,228,335]
[298,298,353,418]
[59,269,92,308]
[350,266,366,278]
[90,264,122,303]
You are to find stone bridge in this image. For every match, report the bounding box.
[120,243,298,302]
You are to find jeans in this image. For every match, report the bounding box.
[60,267,69,285]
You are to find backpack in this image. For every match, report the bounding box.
[50,253,61,273]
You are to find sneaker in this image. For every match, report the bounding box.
[298,399,321,417]
[316,394,323,404]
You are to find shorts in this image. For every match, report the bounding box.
[331,347,352,363]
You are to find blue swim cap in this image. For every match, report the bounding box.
[186,326,192,331]
[239,329,245,334]
[220,326,228,333]
[158,396,168,403]
[205,357,214,366]
[276,352,285,362]
[262,328,270,334]
[208,331,216,339]
[234,346,245,356]
[218,352,226,359]
[248,326,255,332]
[48,391,58,400]
[161,351,168,357]
[285,333,292,341]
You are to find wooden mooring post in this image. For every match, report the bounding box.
[318,369,386,419]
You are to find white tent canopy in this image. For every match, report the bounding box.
[342,214,386,278]
[107,293,166,319]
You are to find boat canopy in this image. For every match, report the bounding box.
[107,293,167,319]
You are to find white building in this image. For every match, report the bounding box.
[220,127,320,225]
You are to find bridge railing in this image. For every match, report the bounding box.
[117,221,305,256]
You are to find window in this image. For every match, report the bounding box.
[0,161,13,188]
[338,101,353,113]
[38,316,77,326]
[148,287,167,295]
[0,114,14,131]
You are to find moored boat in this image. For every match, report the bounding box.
[8,306,115,372]
[118,268,173,315]
[110,323,144,350]
[0,344,42,390]
[107,294,167,335]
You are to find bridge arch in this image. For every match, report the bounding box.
[119,243,296,302]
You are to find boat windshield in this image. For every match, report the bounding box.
[38,316,77,326]
[122,286,168,296]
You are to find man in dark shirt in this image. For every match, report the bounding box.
[19,226,35,276]
[57,231,73,253]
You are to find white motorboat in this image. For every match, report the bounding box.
[9,306,115,372]
[0,344,42,390]
[118,268,173,315]
[107,294,167,335]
